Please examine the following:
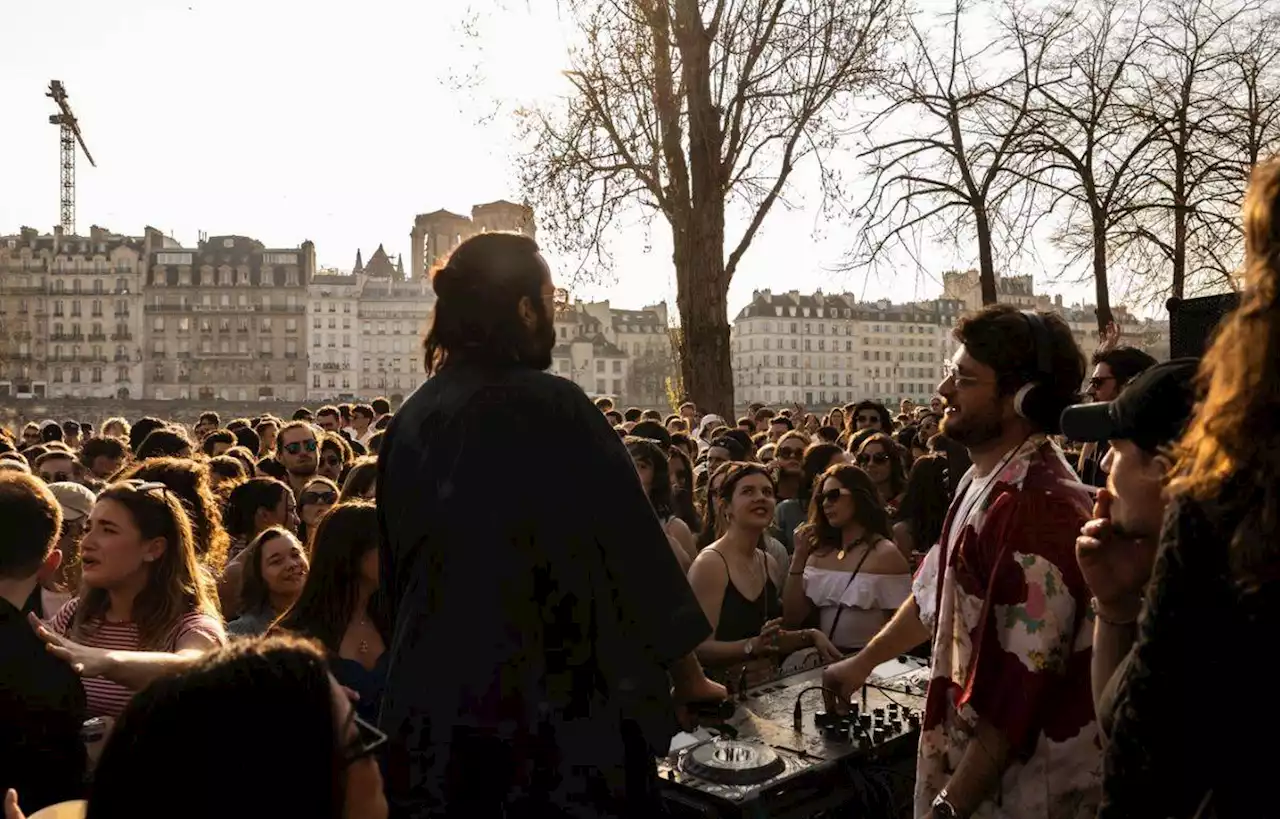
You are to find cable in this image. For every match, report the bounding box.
[791,684,841,728]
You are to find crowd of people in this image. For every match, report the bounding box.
[4,161,1280,818]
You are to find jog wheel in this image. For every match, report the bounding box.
[679,739,785,786]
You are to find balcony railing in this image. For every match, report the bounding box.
[110,332,133,341]
[88,333,107,342]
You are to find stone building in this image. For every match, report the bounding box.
[942,269,1170,359]
[731,290,964,410]
[408,201,535,281]
[143,234,314,403]
[307,263,363,401]
[551,298,676,407]
[0,225,162,400]
[304,243,433,403]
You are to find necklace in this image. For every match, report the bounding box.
[357,616,370,655]
[837,533,867,561]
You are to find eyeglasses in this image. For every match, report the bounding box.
[777,447,804,460]
[301,490,338,505]
[943,364,991,389]
[341,711,388,766]
[856,452,892,466]
[820,488,852,505]
[283,439,319,455]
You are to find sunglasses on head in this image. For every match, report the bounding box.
[284,439,319,455]
[342,711,388,766]
[302,490,337,505]
[777,447,803,459]
[857,452,892,466]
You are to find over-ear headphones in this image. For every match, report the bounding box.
[1013,311,1054,420]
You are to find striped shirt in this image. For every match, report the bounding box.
[50,599,226,718]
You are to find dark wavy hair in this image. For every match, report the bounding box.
[952,304,1085,434]
[856,432,907,500]
[275,501,388,654]
[88,635,346,819]
[894,454,950,551]
[422,231,550,375]
[117,457,231,574]
[805,464,891,551]
[666,445,700,533]
[797,442,844,505]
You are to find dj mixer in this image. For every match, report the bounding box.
[658,657,930,818]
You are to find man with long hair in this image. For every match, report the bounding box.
[822,305,1099,819]
[376,232,723,818]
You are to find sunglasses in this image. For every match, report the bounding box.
[857,452,892,466]
[820,488,852,505]
[301,490,338,506]
[321,455,342,468]
[125,479,168,495]
[856,415,879,425]
[283,439,319,455]
[342,711,388,766]
[777,447,804,459]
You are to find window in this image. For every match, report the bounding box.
[313,374,321,388]
[595,360,604,373]
[178,317,189,332]
[286,318,297,332]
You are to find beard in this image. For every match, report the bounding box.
[523,309,557,371]
[939,398,1005,449]
[289,459,317,478]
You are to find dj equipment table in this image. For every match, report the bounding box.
[659,657,930,818]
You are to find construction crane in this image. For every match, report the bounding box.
[46,80,95,236]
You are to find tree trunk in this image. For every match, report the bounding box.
[974,208,999,305]
[671,0,734,419]
[673,219,733,420]
[1172,141,1188,300]
[1092,211,1113,332]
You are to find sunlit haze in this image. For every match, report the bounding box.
[1,0,1102,317]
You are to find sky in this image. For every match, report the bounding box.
[0,0,1107,319]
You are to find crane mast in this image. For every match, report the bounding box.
[46,80,96,235]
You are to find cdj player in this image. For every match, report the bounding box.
[658,657,929,819]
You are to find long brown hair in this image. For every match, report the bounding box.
[1171,158,1280,581]
[275,501,388,654]
[72,482,220,650]
[805,463,891,552]
[117,457,231,574]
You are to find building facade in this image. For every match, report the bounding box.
[143,234,314,403]
[0,225,159,400]
[304,244,433,403]
[552,298,677,407]
[731,289,963,410]
[408,200,536,281]
[941,269,1170,360]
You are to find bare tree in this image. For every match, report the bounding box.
[517,0,896,417]
[1114,0,1264,302]
[854,0,1068,306]
[1018,0,1167,332]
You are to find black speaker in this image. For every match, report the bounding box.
[1167,293,1241,359]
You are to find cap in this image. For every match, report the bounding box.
[47,482,96,522]
[1059,358,1199,453]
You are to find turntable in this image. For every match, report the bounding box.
[658,656,928,818]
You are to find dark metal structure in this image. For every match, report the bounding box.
[46,80,96,235]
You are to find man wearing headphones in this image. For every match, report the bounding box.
[823,305,1100,819]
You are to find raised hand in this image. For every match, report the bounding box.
[1075,489,1157,618]
[28,613,111,677]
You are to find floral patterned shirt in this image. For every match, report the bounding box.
[911,436,1101,819]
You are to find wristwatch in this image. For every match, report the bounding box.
[932,789,961,819]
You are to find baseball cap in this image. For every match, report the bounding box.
[1059,358,1200,453]
[47,481,96,522]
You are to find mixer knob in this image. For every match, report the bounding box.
[873,707,885,719]
[872,728,886,743]
[859,714,872,729]
[890,720,903,734]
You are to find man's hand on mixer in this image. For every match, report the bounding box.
[821,654,873,714]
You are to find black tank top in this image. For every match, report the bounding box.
[707,549,780,642]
